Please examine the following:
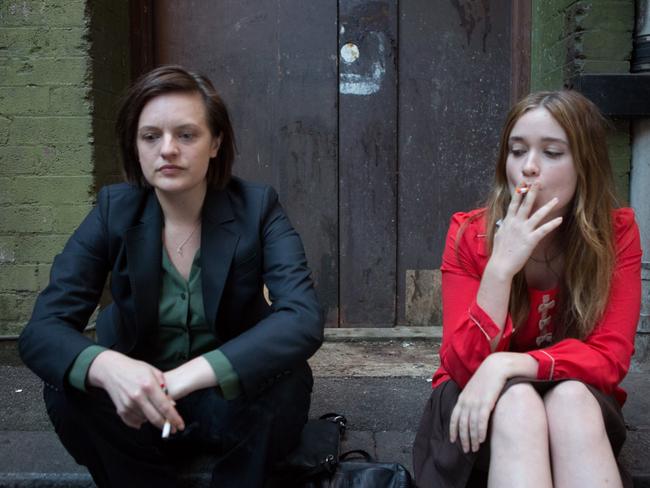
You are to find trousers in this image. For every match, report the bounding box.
[44,362,313,488]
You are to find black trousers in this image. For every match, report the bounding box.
[44,362,313,488]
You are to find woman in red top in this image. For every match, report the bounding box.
[413,91,642,488]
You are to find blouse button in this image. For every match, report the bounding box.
[180,292,187,300]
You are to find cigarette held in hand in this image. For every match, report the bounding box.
[162,420,171,439]
[161,383,171,439]
[516,183,530,195]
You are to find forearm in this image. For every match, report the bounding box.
[489,351,539,380]
[476,259,515,350]
[164,356,217,400]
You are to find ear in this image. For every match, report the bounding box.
[210,134,222,159]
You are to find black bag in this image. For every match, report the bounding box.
[273,413,413,488]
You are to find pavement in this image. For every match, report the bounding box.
[0,329,649,487]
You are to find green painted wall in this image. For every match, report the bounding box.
[0,0,129,336]
[530,0,635,201]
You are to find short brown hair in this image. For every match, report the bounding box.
[116,65,236,188]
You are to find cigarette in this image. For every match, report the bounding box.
[516,183,530,195]
[162,420,171,439]
[160,383,171,439]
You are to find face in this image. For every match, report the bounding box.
[505,107,577,218]
[136,92,220,196]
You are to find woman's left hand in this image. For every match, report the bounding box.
[449,354,509,453]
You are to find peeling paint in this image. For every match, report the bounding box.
[339,31,386,95]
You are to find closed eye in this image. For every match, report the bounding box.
[140,132,160,142]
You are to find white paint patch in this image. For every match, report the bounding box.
[340,43,359,64]
[339,32,386,96]
[340,63,385,95]
[339,25,345,35]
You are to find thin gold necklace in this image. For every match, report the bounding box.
[175,222,200,256]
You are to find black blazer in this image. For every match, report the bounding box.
[19,178,324,399]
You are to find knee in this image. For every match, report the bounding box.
[544,381,606,441]
[491,383,547,443]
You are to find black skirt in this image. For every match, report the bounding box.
[412,378,631,488]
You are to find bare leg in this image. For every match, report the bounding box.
[488,383,553,488]
[544,381,622,488]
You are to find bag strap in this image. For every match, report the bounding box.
[339,449,374,463]
[318,413,347,434]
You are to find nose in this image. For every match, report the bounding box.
[522,150,540,176]
[160,134,178,158]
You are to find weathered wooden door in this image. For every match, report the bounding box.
[137,0,528,327]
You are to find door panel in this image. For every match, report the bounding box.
[338,0,398,326]
[153,1,340,324]
[397,1,512,325]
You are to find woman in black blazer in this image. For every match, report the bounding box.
[19,65,324,487]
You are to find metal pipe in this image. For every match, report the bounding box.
[633,0,650,71]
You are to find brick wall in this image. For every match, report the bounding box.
[530,0,635,200]
[0,1,130,336]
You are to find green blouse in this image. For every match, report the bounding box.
[67,247,241,400]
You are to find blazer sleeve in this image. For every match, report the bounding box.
[527,209,642,399]
[18,187,111,389]
[219,186,324,398]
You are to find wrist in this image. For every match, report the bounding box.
[86,350,116,389]
[484,258,516,282]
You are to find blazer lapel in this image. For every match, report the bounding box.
[124,191,163,345]
[201,188,239,332]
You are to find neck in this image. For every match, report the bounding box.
[155,183,206,226]
[531,232,562,262]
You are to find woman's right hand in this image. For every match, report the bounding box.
[489,184,563,278]
[87,350,185,432]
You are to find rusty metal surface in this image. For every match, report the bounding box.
[338,0,398,326]
[396,0,512,323]
[152,1,340,324]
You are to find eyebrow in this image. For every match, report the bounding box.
[509,136,568,144]
[138,123,201,132]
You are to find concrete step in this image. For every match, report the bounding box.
[1,331,649,487]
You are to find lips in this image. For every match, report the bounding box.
[158,165,183,173]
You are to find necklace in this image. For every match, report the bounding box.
[529,249,562,264]
[175,222,200,256]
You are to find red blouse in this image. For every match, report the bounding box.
[432,208,642,406]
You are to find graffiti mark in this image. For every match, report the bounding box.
[339,31,386,96]
[450,0,492,52]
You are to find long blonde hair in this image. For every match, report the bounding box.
[482,91,618,339]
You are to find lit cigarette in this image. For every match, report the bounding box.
[161,383,171,439]
[162,420,171,439]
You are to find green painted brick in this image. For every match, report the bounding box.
[0,205,53,232]
[578,31,632,60]
[0,0,86,27]
[0,145,94,175]
[8,176,93,205]
[13,234,68,262]
[0,237,17,264]
[0,27,88,57]
[49,86,91,115]
[0,116,9,144]
[0,294,34,322]
[9,116,91,144]
[52,204,93,234]
[568,1,633,32]
[0,57,88,86]
[579,59,630,73]
[0,264,42,292]
[0,320,28,336]
[0,86,49,115]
